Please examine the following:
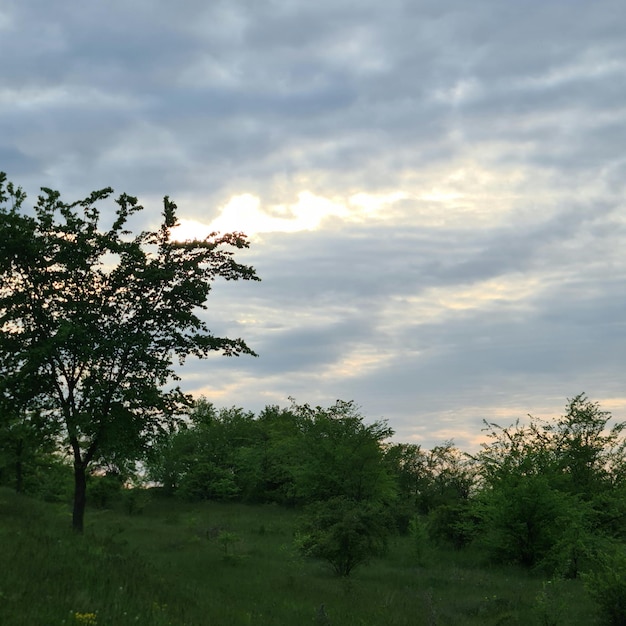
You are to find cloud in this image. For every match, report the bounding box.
[3,0,626,449]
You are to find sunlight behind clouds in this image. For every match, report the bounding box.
[171,190,413,239]
[170,160,544,242]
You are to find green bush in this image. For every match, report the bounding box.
[295,496,390,576]
[26,455,73,503]
[474,473,578,571]
[88,473,124,508]
[177,461,240,501]
[408,515,429,564]
[122,488,151,515]
[584,549,626,625]
[428,502,476,549]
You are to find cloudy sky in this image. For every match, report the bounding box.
[3,0,626,450]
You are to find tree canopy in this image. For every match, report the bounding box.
[0,172,259,531]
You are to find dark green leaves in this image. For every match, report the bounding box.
[0,172,260,530]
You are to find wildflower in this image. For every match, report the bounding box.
[73,611,97,625]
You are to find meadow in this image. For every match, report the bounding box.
[0,487,601,626]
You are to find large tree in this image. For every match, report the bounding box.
[0,172,259,531]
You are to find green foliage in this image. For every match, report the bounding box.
[23,453,74,503]
[427,501,476,549]
[0,404,60,493]
[295,496,391,576]
[291,399,396,505]
[0,173,259,531]
[584,549,626,625]
[88,473,124,509]
[177,460,240,501]
[550,394,626,498]
[385,442,475,515]
[471,394,626,574]
[147,398,396,510]
[147,399,257,502]
[473,472,579,570]
[121,487,151,515]
[408,515,430,564]
[217,530,245,563]
[243,404,302,504]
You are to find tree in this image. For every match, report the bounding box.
[147,399,259,501]
[248,404,304,504]
[295,496,391,576]
[384,441,476,541]
[384,441,475,513]
[290,399,396,505]
[0,172,259,531]
[548,393,626,499]
[471,395,626,574]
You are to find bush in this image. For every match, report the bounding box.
[584,549,626,625]
[408,515,429,564]
[26,455,73,503]
[428,502,476,549]
[295,497,390,576]
[122,488,151,515]
[473,474,576,570]
[177,461,239,501]
[88,474,124,508]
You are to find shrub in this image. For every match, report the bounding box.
[584,549,626,625]
[27,455,73,503]
[473,474,577,570]
[408,515,429,564]
[122,488,151,515]
[88,474,124,509]
[428,502,476,549]
[177,461,239,501]
[295,497,390,576]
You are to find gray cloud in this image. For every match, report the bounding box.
[3,0,626,448]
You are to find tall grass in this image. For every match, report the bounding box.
[0,488,599,625]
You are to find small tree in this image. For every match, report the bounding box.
[295,496,390,576]
[291,399,396,505]
[0,172,259,531]
[549,394,626,499]
[146,399,258,501]
[471,395,626,573]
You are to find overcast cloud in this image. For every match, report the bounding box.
[3,0,626,449]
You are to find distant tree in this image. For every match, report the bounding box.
[245,404,317,505]
[384,441,476,541]
[290,399,396,505]
[147,398,260,501]
[384,441,475,513]
[471,395,626,574]
[0,172,259,532]
[548,394,626,499]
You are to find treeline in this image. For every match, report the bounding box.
[148,398,396,506]
[4,393,626,582]
[143,393,626,579]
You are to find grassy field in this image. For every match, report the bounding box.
[0,487,601,625]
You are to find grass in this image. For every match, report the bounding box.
[0,487,601,625]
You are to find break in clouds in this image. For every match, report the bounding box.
[2,0,626,449]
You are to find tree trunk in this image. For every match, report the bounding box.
[15,459,23,494]
[15,439,24,493]
[72,460,87,533]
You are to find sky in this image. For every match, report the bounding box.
[2,0,626,450]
